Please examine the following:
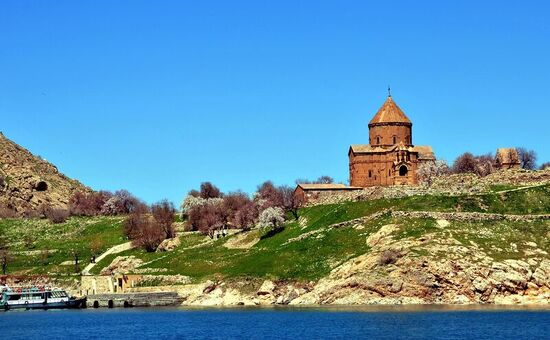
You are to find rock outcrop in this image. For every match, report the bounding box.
[123,220,550,306]
[0,132,90,215]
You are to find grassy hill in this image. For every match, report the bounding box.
[2,183,548,282]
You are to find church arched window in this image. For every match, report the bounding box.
[392,136,397,144]
[376,136,381,145]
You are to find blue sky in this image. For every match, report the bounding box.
[1,1,549,205]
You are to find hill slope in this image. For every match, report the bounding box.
[2,176,549,305]
[0,132,90,215]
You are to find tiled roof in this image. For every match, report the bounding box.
[414,145,436,160]
[296,183,362,191]
[369,96,412,125]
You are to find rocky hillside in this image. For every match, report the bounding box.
[2,170,549,306]
[0,132,91,215]
[76,174,549,306]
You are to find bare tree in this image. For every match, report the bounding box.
[232,201,258,230]
[315,176,334,184]
[69,191,112,216]
[295,175,334,185]
[279,185,302,220]
[133,219,166,252]
[152,200,176,239]
[540,162,550,170]
[517,147,538,170]
[452,152,478,174]
[71,249,80,273]
[255,181,283,210]
[475,153,495,177]
[200,182,222,199]
[223,192,252,228]
[123,206,150,240]
[188,201,225,238]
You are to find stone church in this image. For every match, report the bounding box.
[349,95,435,186]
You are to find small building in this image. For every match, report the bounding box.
[81,274,143,295]
[294,183,363,203]
[349,95,436,187]
[495,148,521,169]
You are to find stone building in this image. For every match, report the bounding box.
[349,95,435,187]
[294,183,362,203]
[495,148,521,169]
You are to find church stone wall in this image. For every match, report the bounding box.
[349,150,420,187]
[369,123,412,146]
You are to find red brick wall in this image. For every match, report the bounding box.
[349,150,419,187]
[369,123,412,147]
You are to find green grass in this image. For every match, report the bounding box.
[2,183,550,279]
[0,216,125,275]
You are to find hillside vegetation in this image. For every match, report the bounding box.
[2,183,548,282]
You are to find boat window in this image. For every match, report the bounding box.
[52,290,68,298]
[8,294,22,300]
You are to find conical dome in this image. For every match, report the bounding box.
[368,96,411,126]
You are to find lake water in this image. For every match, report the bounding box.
[1,305,549,339]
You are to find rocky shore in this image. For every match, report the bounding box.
[123,217,550,306]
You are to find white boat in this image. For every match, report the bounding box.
[0,285,86,310]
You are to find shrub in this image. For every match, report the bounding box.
[40,249,50,266]
[540,162,550,170]
[90,237,104,256]
[46,208,69,224]
[378,249,402,265]
[0,204,16,218]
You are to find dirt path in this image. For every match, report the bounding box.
[81,241,134,275]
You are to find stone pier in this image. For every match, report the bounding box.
[86,292,183,308]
